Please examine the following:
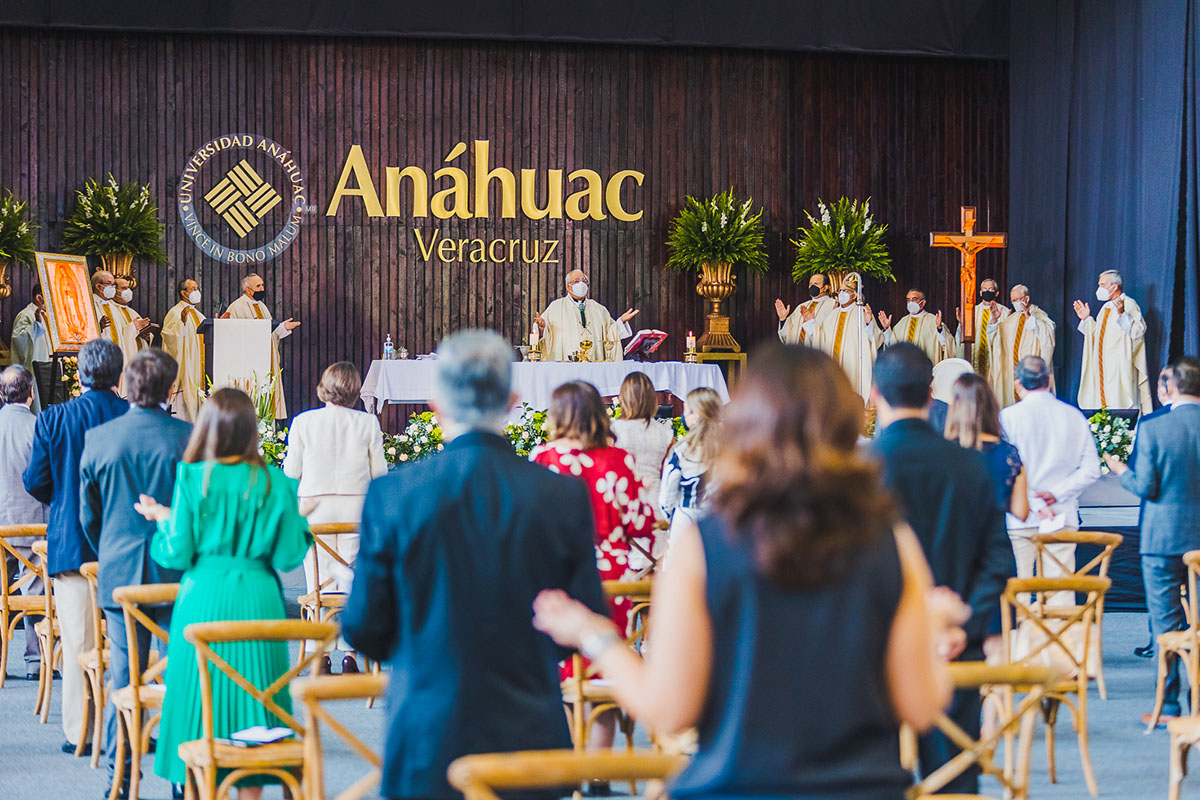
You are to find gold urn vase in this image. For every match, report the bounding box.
[100,251,137,288]
[695,261,739,352]
[0,258,10,299]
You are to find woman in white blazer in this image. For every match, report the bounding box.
[283,361,387,672]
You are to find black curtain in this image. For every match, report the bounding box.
[1010,0,1200,400]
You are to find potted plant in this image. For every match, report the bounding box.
[62,176,166,288]
[0,189,37,299]
[665,189,769,352]
[792,197,894,293]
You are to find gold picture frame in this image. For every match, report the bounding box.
[34,252,98,353]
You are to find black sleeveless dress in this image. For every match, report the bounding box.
[670,515,911,800]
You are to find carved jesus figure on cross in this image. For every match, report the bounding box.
[930,206,1007,344]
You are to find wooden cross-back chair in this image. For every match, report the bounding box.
[1032,530,1123,699]
[906,663,1064,800]
[447,750,687,800]
[0,525,49,693]
[109,583,178,800]
[179,619,339,800]
[1147,550,1200,733]
[292,673,388,800]
[30,539,59,722]
[297,523,357,658]
[76,561,109,767]
[563,580,653,764]
[1000,575,1110,797]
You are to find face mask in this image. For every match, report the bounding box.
[570,281,588,298]
[980,289,997,302]
[906,301,922,315]
[118,288,133,303]
[808,284,822,298]
[837,290,852,306]
[1013,298,1029,312]
[1095,286,1111,302]
[187,290,202,305]
[100,285,116,299]
[253,289,266,302]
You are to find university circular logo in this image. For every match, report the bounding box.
[177,133,307,264]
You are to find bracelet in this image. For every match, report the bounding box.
[579,628,622,661]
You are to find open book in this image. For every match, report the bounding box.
[624,329,669,360]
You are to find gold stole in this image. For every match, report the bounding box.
[974,307,992,374]
[1012,314,1027,366]
[832,310,849,361]
[905,316,919,342]
[252,301,279,390]
[1098,307,1111,407]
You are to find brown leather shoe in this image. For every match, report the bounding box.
[1143,712,1179,729]
[341,655,360,675]
[316,655,332,675]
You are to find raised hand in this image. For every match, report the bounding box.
[863,304,873,324]
[955,306,961,324]
[774,299,790,322]
[535,314,546,331]
[877,310,892,329]
[618,308,640,324]
[1114,296,1126,315]
[800,304,816,322]
[1073,300,1090,321]
[134,317,151,331]
[283,318,302,332]
[935,310,944,329]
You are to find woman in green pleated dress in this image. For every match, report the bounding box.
[135,388,311,799]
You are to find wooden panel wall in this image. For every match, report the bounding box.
[0,30,1008,422]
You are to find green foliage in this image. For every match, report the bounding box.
[0,190,37,265]
[791,197,894,283]
[665,189,769,273]
[62,176,167,261]
[505,403,550,457]
[382,412,446,465]
[259,426,288,467]
[1088,409,1133,471]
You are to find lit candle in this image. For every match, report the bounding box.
[529,328,539,347]
[686,331,696,350]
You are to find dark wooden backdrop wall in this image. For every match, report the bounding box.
[0,29,1008,423]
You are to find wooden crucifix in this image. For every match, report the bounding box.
[930,206,1007,344]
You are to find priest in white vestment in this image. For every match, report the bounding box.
[955,277,1010,399]
[535,270,637,362]
[776,272,836,346]
[993,284,1056,408]
[223,272,301,419]
[10,286,52,412]
[1073,269,1152,412]
[109,275,155,363]
[162,277,207,421]
[800,274,881,400]
[879,288,952,364]
[90,270,150,364]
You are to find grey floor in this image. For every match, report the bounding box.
[0,565,1191,799]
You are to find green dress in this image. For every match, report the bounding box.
[150,461,311,785]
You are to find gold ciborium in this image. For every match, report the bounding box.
[579,334,593,363]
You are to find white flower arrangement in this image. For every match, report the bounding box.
[1088,409,1133,473]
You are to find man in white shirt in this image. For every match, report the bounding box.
[1000,355,1101,583]
[1073,269,1152,412]
[878,287,952,364]
[10,286,53,412]
[775,272,836,346]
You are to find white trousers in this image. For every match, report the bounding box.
[53,571,95,744]
[1009,529,1076,607]
[301,495,364,652]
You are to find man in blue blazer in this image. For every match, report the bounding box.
[1107,356,1200,724]
[1132,369,1173,658]
[23,338,128,753]
[80,348,191,790]
[343,331,607,800]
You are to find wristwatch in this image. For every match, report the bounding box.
[580,628,623,661]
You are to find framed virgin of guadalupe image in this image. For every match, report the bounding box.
[34,252,98,353]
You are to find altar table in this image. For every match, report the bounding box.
[360,359,730,414]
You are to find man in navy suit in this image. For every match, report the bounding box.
[343,330,607,800]
[1132,368,1174,658]
[1106,356,1200,724]
[23,338,129,754]
[80,348,192,792]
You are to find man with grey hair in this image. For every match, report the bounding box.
[535,269,638,361]
[343,329,607,800]
[222,272,301,419]
[0,365,48,680]
[1000,355,1101,585]
[993,284,1057,407]
[1073,269,1151,411]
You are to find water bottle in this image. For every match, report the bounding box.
[383,334,394,360]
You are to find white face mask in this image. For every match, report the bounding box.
[118,288,133,303]
[906,301,922,315]
[188,290,202,305]
[570,281,589,298]
[1013,298,1029,312]
[1096,285,1111,302]
[837,290,852,306]
[100,285,116,299]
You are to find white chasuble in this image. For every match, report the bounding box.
[539,296,631,362]
[994,305,1056,408]
[1077,296,1151,412]
[955,303,1009,400]
[225,294,291,419]
[804,304,881,400]
[883,312,952,365]
[779,295,836,347]
[162,300,207,421]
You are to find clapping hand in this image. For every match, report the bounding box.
[775,299,790,322]
[98,316,111,331]
[1073,300,1091,321]
[134,494,171,523]
[134,317,151,332]
[618,308,639,324]
[799,304,816,322]
[877,310,892,330]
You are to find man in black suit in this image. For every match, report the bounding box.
[871,343,1014,794]
[1106,356,1200,724]
[80,348,192,793]
[23,338,129,754]
[342,330,607,800]
[1132,368,1174,658]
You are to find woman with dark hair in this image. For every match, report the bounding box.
[945,372,1029,520]
[282,361,387,674]
[610,371,673,517]
[533,346,963,799]
[135,388,311,799]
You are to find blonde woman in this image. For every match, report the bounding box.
[659,387,722,546]
[610,371,674,518]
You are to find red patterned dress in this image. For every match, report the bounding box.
[531,442,656,637]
